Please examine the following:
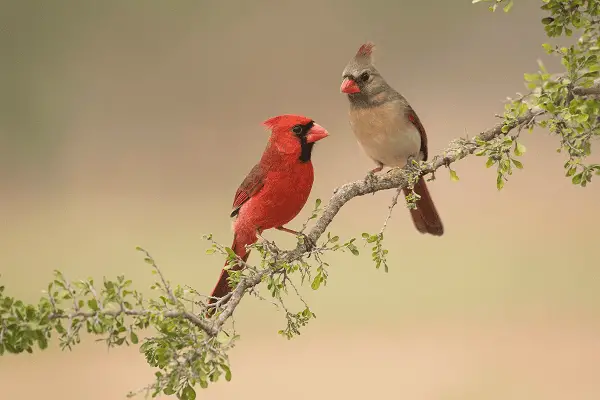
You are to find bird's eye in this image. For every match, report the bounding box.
[292,125,303,135]
[359,72,370,82]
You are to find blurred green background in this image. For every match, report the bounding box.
[1,1,599,399]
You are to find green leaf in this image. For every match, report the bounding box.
[225,247,236,259]
[572,173,583,185]
[222,364,232,381]
[130,332,139,344]
[496,175,505,190]
[163,386,176,396]
[515,142,526,156]
[541,17,554,25]
[503,0,513,12]
[311,275,322,290]
[512,159,523,169]
[449,169,459,182]
[216,330,230,344]
[181,384,196,400]
[87,299,99,311]
[486,158,495,168]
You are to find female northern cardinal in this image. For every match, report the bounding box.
[340,42,444,236]
[207,114,329,314]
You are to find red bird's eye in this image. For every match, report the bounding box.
[292,125,303,135]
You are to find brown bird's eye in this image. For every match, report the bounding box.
[359,72,370,82]
[292,125,303,135]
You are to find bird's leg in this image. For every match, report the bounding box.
[386,155,420,177]
[276,226,316,251]
[255,228,270,245]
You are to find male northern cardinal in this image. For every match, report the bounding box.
[340,42,444,236]
[207,114,329,314]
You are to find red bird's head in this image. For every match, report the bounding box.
[340,42,387,101]
[263,114,329,162]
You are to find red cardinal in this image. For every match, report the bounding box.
[207,114,329,314]
[340,42,443,236]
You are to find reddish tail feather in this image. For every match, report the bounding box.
[206,236,251,317]
[403,177,444,236]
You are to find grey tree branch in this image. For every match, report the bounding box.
[208,80,600,331]
[207,107,545,333]
[573,85,600,96]
[48,82,598,338]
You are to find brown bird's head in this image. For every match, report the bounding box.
[340,42,395,107]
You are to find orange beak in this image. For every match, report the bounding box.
[306,123,329,143]
[340,78,360,94]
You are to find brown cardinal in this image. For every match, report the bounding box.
[340,42,443,236]
[207,114,329,315]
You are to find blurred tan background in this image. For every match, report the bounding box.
[1,1,599,399]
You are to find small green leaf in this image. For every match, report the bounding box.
[449,169,460,182]
[541,43,553,53]
[87,299,98,311]
[222,364,232,381]
[311,275,321,290]
[514,142,526,156]
[572,173,583,185]
[181,384,196,400]
[496,175,505,190]
[512,159,523,169]
[216,330,230,344]
[130,332,139,344]
[503,0,513,12]
[225,247,236,258]
[486,158,495,168]
[163,386,176,396]
[541,17,554,25]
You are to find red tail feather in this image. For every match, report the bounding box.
[206,236,251,317]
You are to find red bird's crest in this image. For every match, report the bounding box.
[356,42,375,58]
[262,114,313,131]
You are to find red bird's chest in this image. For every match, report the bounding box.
[239,161,314,232]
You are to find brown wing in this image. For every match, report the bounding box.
[406,106,429,161]
[230,163,266,218]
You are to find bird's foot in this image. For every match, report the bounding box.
[386,166,403,175]
[297,232,317,252]
[364,165,383,186]
[276,226,316,255]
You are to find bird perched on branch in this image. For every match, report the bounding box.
[207,115,329,316]
[340,42,444,236]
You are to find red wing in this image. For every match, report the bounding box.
[406,106,429,161]
[230,163,266,218]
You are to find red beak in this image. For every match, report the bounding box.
[340,78,360,94]
[306,123,329,144]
